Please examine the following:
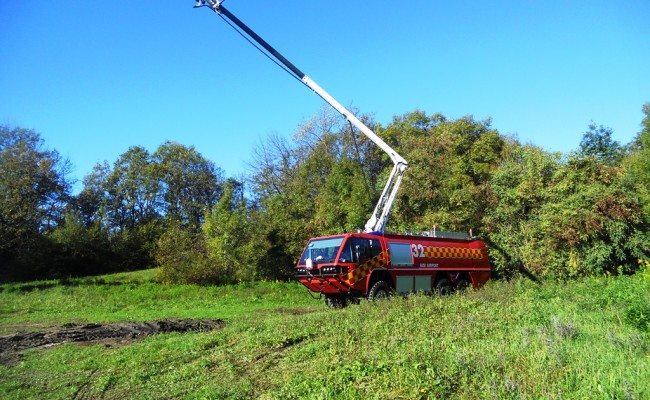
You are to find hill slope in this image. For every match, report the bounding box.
[0,268,648,399]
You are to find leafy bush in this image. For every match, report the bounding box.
[155,224,210,284]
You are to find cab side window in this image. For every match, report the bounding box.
[351,238,382,263]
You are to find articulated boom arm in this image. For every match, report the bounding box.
[195,0,408,233]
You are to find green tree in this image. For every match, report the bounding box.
[75,161,111,228]
[485,142,648,279]
[105,146,161,231]
[74,147,164,272]
[624,103,650,220]
[526,157,647,278]
[0,126,71,279]
[482,143,560,277]
[153,142,223,230]
[157,179,267,285]
[579,122,622,165]
[48,211,112,277]
[389,112,504,233]
[202,180,260,283]
[155,222,207,284]
[314,157,373,233]
[248,108,379,262]
[72,142,226,276]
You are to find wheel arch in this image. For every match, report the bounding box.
[365,269,393,295]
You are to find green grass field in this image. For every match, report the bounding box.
[1,267,649,399]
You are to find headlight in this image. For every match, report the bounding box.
[320,266,348,274]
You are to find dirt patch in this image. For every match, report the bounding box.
[0,318,225,366]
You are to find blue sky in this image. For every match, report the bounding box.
[2,1,649,190]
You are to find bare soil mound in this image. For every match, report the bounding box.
[0,318,225,366]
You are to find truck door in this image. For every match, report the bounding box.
[343,237,382,265]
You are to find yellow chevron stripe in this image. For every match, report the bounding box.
[422,246,483,259]
[342,251,388,286]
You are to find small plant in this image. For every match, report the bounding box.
[639,259,650,280]
[625,302,650,332]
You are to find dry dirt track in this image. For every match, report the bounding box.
[0,319,225,366]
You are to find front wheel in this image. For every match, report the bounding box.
[368,280,393,301]
[325,295,348,308]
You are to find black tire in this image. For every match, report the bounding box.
[435,278,452,296]
[325,295,347,308]
[368,280,392,301]
[455,278,470,292]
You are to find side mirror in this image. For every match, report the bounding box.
[306,258,313,270]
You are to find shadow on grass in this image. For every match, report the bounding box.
[0,278,146,293]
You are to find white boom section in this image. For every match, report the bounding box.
[195,0,409,233]
[301,77,408,233]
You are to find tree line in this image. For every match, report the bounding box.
[1,103,649,283]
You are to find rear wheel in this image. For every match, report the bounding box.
[368,280,392,301]
[455,278,470,292]
[435,278,452,296]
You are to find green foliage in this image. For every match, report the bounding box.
[391,113,504,232]
[625,303,650,332]
[579,122,622,165]
[104,146,161,230]
[75,161,111,226]
[484,144,648,278]
[155,223,208,285]
[482,144,560,276]
[0,126,71,280]
[47,211,112,277]
[156,179,279,285]
[4,101,650,283]
[202,181,262,283]
[314,156,373,232]
[248,108,384,264]
[624,260,650,332]
[153,141,223,229]
[529,158,647,278]
[624,103,650,221]
[0,131,228,282]
[108,220,163,271]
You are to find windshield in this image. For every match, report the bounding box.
[298,237,344,265]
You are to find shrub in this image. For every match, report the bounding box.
[625,303,650,332]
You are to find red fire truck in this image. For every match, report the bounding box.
[195,1,492,305]
[295,232,491,306]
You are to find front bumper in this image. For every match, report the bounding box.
[296,275,350,294]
